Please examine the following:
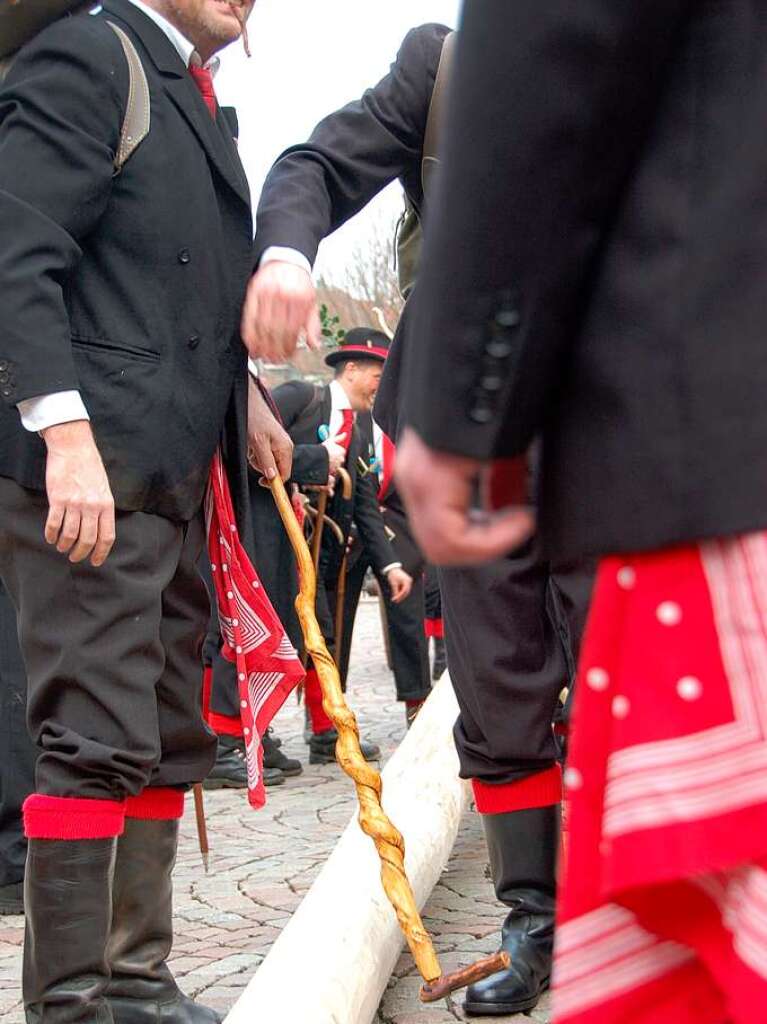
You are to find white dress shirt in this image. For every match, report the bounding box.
[17,0,217,433]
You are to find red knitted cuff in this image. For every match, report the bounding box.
[125,788,185,820]
[23,794,126,840]
[208,709,244,737]
[424,618,444,639]
[472,764,562,814]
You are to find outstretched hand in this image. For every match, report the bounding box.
[241,261,321,363]
[395,428,535,566]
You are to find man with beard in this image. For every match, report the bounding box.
[0,0,292,1020]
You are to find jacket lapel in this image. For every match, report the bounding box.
[102,0,251,209]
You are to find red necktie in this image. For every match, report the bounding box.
[340,409,354,456]
[188,63,217,118]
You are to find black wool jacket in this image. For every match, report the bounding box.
[0,0,254,523]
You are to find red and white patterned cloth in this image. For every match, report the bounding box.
[205,450,304,809]
[554,533,767,1024]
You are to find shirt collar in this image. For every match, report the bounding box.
[124,0,220,75]
[329,379,353,412]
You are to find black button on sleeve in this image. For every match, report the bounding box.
[187,334,201,350]
[177,248,191,265]
[0,372,8,384]
[0,361,7,372]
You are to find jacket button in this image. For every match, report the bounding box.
[178,248,191,264]
[1,387,11,398]
[187,334,201,350]
[0,360,7,372]
[0,372,8,384]
[486,338,513,359]
[468,401,493,424]
[494,307,521,329]
[480,374,503,392]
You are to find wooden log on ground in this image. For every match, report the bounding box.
[225,675,471,1024]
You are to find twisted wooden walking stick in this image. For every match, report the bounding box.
[269,476,509,1002]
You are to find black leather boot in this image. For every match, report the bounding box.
[106,818,220,1024]
[24,836,116,1023]
[309,728,380,764]
[463,806,558,1017]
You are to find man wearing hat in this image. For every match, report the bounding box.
[272,330,414,762]
[331,350,433,731]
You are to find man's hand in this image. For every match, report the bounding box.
[247,378,293,482]
[241,261,321,363]
[42,420,116,567]
[386,566,413,604]
[322,432,347,477]
[395,427,535,565]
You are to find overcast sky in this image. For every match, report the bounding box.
[215,0,462,284]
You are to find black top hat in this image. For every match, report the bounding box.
[324,328,391,368]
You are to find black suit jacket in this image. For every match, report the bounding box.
[354,412,424,578]
[273,381,394,583]
[406,0,767,561]
[254,24,449,444]
[0,1,253,523]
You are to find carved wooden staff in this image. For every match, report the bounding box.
[269,476,509,1003]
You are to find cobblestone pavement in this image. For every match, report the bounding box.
[0,597,550,1024]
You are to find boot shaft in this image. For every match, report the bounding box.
[24,837,116,1024]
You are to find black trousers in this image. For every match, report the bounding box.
[0,580,36,885]
[0,476,217,801]
[334,556,431,702]
[424,564,443,622]
[440,541,595,786]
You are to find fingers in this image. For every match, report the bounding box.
[68,509,98,563]
[273,437,293,482]
[415,507,536,566]
[56,506,81,555]
[240,263,316,362]
[305,304,322,351]
[249,435,278,481]
[90,507,116,567]
[44,502,65,546]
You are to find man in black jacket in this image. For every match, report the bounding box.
[272,332,412,763]
[244,25,591,1015]
[396,3,767,1021]
[340,407,432,729]
[0,2,290,1021]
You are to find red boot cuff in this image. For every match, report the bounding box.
[23,794,126,840]
[472,764,563,814]
[125,788,185,821]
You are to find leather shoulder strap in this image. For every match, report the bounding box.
[107,22,150,172]
[421,30,456,194]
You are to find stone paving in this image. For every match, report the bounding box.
[0,597,550,1024]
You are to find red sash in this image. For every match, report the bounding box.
[205,450,304,809]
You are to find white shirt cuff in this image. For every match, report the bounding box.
[260,246,312,276]
[247,358,260,379]
[382,562,403,575]
[17,391,89,433]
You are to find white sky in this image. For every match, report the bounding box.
[215,0,462,283]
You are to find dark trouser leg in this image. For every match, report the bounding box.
[0,582,36,910]
[0,478,215,1022]
[423,564,447,680]
[438,543,594,1016]
[376,569,431,704]
[307,575,380,764]
[335,557,367,689]
[440,542,568,794]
